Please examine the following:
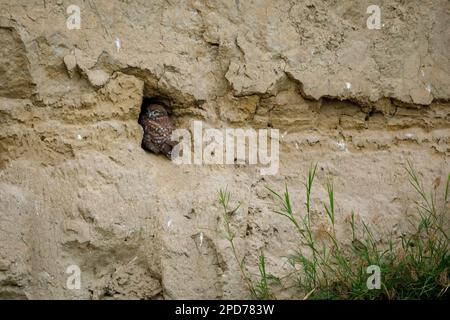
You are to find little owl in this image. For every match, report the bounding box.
[139,103,175,159]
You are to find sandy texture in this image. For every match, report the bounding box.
[0,0,449,299]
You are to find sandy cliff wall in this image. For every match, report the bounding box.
[0,0,449,299]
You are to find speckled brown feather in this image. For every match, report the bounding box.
[139,103,175,158]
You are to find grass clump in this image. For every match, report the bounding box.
[266,162,449,299]
[218,189,277,299]
[219,162,449,300]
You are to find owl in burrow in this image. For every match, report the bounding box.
[139,103,176,159]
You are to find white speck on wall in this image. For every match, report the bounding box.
[199,232,203,247]
[426,84,432,93]
[115,38,121,51]
[76,134,82,140]
[421,70,425,77]
[167,219,172,228]
[128,256,138,264]
[281,131,287,140]
[405,133,414,139]
[310,48,315,55]
[345,82,352,90]
[294,142,299,150]
[337,141,348,152]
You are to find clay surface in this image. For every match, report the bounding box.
[0,0,448,299]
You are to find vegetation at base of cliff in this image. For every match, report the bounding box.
[218,189,277,299]
[219,161,450,300]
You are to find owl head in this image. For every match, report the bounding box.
[144,103,168,119]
